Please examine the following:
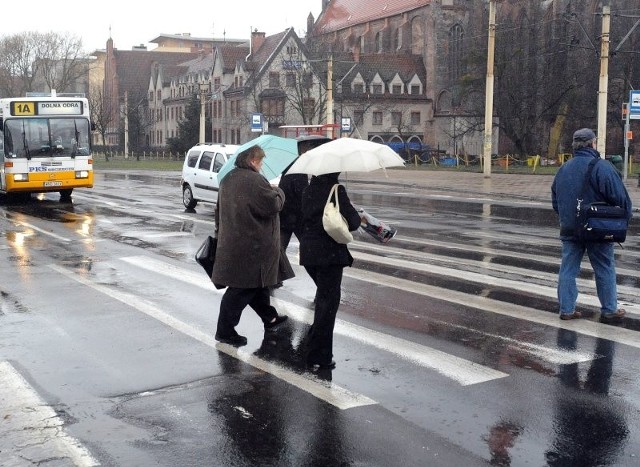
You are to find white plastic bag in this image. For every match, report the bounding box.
[358,208,397,243]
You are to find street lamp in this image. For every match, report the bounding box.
[199,83,209,144]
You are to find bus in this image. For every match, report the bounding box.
[278,124,339,140]
[0,91,93,200]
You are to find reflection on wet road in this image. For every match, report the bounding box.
[0,170,638,466]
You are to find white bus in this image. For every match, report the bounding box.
[0,91,93,200]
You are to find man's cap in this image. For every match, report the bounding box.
[573,128,596,142]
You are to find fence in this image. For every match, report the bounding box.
[93,151,184,162]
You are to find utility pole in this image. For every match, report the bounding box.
[326,54,334,125]
[596,5,610,157]
[483,0,498,177]
[124,91,129,159]
[199,84,207,144]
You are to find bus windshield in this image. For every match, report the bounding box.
[3,117,91,159]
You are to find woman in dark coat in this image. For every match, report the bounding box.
[212,145,288,346]
[299,172,361,369]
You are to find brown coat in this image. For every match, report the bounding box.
[212,167,285,288]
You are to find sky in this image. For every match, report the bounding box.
[2,0,322,52]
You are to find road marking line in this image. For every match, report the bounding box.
[0,361,99,466]
[122,256,508,386]
[350,250,640,314]
[49,264,375,411]
[345,268,640,351]
[8,220,71,242]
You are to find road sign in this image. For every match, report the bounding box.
[251,113,263,132]
[341,117,351,132]
[630,91,640,120]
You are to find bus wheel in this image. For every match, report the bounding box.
[183,185,197,209]
[59,189,73,202]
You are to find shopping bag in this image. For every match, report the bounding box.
[322,184,353,244]
[358,208,397,243]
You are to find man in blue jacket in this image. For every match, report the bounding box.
[551,128,632,321]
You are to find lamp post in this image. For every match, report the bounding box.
[199,83,209,144]
[483,0,498,178]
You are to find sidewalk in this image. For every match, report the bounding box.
[347,169,640,212]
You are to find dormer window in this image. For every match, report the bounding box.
[353,83,364,94]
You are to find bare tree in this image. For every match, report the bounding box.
[0,31,89,97]
[35,32,88,93]
[87,86,111,147]
[0,33,40,96]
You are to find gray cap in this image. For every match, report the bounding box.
[573,128,596,142]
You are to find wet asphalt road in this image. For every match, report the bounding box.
[1,169,639,466]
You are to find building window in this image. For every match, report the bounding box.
[375,31,383,53]
[261,98,285,119]
[286,46,298,55]
[392,84,402,94]
[410,85,421,95]
[411,112,421,125]
[353,83,364,94]
[286,73,296,87]
[373,111,383,125]
[269,72,280,88]
[391,112,402,126]
[372,84,383,94]
[411,18,423,54]
[450,24,465,82]
[394,28,402,51]
[354,110,364,124]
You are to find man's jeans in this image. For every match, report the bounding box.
[558,240,618,314]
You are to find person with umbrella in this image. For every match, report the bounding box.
[299,172,361,369]
[272,136,332,289]
[286,137,404,368]
[212,144,289,346]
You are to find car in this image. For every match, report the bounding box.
[180,143,239,209]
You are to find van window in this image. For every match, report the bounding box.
[198,153,213,170]
[212,153,226,172]
[186,151,200,168]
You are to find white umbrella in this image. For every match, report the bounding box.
[285,138,405,176]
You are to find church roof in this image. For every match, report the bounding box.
[315,0,433,34]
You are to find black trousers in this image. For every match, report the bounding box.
[216,287,278,337]
[303,265,344,365]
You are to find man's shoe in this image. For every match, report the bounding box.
[264,315,288,330]
[214,333,247,346]
[559,311,582,320]
[307,360,336,370]
[601,309,625,322]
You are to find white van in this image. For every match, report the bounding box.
[180,143,239,209]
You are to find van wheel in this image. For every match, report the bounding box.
[183,185,197,209]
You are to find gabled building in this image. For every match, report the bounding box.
[309,0,489,158]
[147,28,327,148]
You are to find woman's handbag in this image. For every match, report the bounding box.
[322,184,353,244]
[576,159,629,243]
[195,235,217,277]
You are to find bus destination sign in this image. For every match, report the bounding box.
[10,101,83,116]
